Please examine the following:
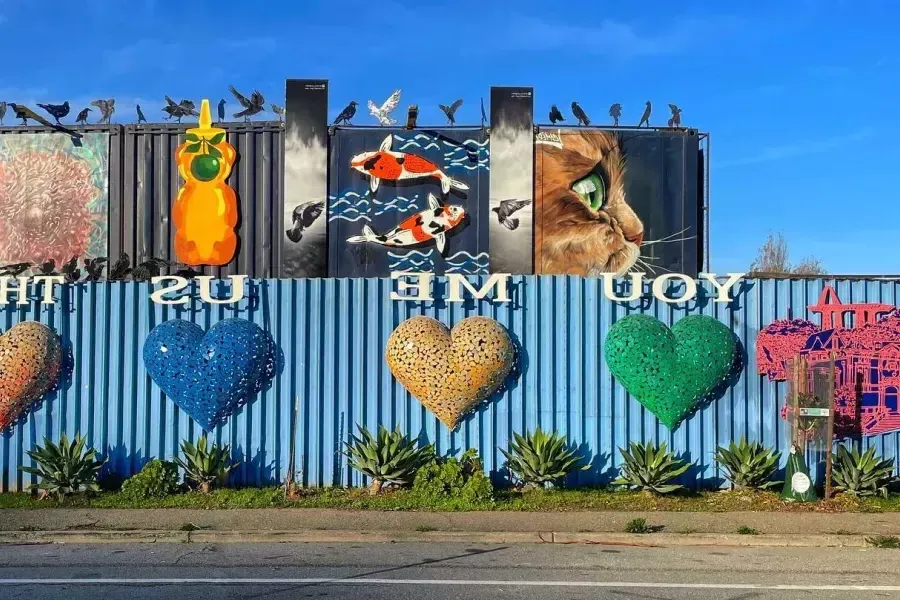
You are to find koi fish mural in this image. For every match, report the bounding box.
[347,194,465,254]
[328,128,490,277]
[350,134,471,195]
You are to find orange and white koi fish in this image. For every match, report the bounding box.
[346,194,465,254]
[350,134,470,195]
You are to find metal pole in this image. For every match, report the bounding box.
[825,353,836,499]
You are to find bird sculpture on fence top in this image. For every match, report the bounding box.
[549,104,565,124]
[439,98,463,126]
[667,104,683,128]
[571,101,590,126]
[368,89,401,126]
[638,101,652,127]
[334,100,358,125]
[229,86,265,121]
[37,101,69,124]
[0,102,6,126]
[609,103,622,127]
[75,107,91,125]
[91,99,115,124]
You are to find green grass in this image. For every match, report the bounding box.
[866,535,900,549]
[623,518,652,534]
[1,487,900,513]
[415,525,438,532]
[736,526,760,535]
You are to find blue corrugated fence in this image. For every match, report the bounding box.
[2,276,898,491]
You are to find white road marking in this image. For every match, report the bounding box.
[0,579,898,591]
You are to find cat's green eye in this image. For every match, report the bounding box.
[572,173,606,210]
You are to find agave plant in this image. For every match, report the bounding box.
[715,438,781,490]
[832,444,895,498]
[614,441,691,495]
[174,434,236,493]
[501,427,588,487]
[345,425,433,495]
[20,433,106,501]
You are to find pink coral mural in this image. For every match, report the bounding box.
[758,286,900,435]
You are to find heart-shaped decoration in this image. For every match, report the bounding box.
[143,318,276,430]
[604,314,736,429]
[0,322,62,431]
[385,316,516,429]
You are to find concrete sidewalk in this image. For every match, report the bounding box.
[1,509,899,547]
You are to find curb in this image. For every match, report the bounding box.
[0,529,872,548]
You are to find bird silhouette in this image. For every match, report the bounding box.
[405,105,418,129]
[493,199,531,231]
[136,104,147,124]
[163,96,197,123]
[92,99,115,124]
[37,101,70,124]
[334,101,358,125]
[75,108,91,125]
[286,201,325,243]
[131,258,171,281]
[61,256,80,283]
[83,258,107,282]
[638,101,652,127]
[480,97,487,127]
[368,89,401,126]
[0,102,6,126]
[229,86,265,121]
[9,103,82,138]
[37,259,58,276]
[271,103,284,122]
[438,98,464,126]
[609,103,622,127]
[667,104,683,128]
[108,254,131,281]
[217,99,226,123]
[0,262,31,276]
[571,102,590,126]
[549,105,565,124]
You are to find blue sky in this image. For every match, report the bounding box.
[1,0,897,274]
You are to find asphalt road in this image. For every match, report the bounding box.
[0,542,897,600]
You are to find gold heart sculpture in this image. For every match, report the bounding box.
[0,322,62,431]
[385,316,516,429]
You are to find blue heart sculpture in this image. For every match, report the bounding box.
[143,318,276,430]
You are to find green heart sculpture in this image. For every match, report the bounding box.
[604,314,736,429]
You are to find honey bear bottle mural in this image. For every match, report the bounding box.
[173,99,238,266]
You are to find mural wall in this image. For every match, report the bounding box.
[282,79,329,278]
[489,87,534,274]
[327,128,490,277]
[0,133,109,266]
[534,128,701,277]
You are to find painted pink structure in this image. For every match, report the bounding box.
[758,286,900,435]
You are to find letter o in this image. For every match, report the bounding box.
[651,274,697,304]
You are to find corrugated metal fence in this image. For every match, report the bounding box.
[2,276,899,492]
[0,122,283,278]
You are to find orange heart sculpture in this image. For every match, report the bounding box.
[385,316,516,429]
[0,322,62,431]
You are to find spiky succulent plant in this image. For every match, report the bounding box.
[20,433,106,501]
[832,445,895,498]
[614,441,690,495]
[175,434,236,494]
[715,438,781,490]
[500,427,588,487]
[345,425,433,495]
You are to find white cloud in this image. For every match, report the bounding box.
[716,128,873,168]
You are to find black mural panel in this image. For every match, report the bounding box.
[535,128,701,277]
[327,128,489,277]
[282,79,329,278]
[489,87,534,274]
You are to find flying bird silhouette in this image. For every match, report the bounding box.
[0,102,6,126]
[368,89,401,126]
[334,100,358,125]
[549,105,565,124]
[37,101,70,124]
[136,104,147,124]
[229,86,265,121]
[286,201,325,243]
[609,103,622,127]
[493,199,531,231]
[480,97,487,127]
[163,96,197,123]
[667,104,683,128]
[217,99,226,123]
[271,103,284,122]
[92,99,115,124]
[571,102,590,126]
[638,101,652,127]
[438,98,463,126]
[75,107,91,125]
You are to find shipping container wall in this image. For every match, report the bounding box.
[0,123,283,278]
[2,276,899,492]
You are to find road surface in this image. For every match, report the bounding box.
[0,541,897,599]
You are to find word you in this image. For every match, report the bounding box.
[391,272,746,304]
